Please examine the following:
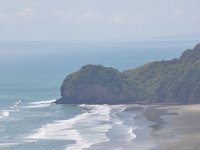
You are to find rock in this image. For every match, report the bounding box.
[56,43,200,104]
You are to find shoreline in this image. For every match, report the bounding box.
[71,104,200,150]
[143,104,200,150]
[122,104,200,150]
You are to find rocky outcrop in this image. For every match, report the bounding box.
[56,65,136,104]
[56,43,200,104]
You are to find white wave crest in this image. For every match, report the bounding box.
[110,105,137,142]
[10,100,22,109]
[26,105,112,150]
[0,110,10,118]
[127,127,137,141]
[30,99,56,105]
[0,143,20,148]
[22,99,56,108]
[111,105,127,125]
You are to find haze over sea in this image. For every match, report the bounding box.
[0,39,199,150]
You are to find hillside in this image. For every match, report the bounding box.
[56,44,200,104]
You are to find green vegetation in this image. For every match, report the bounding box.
[56,44,200,104]
[58,65,136,104]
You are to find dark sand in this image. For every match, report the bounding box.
[87,104,200,150]
[123,104,200,150]
[145,105,200,150]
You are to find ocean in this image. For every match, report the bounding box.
[0,40,198,150]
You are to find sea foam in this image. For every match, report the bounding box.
[127,127,137,141]
[111,105,137,142]
[22,99,56,108]
[0,110,10,118]
[0,143,20,148]
[26,104,137,150]
[26,105,112,150]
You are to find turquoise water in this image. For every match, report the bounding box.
[0,40,199,149]
[0,40,198,102]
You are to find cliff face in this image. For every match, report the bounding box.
[179,44,200,62]
[57,65,136,104]
[56,43,200,104]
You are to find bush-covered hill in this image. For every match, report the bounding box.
[56,44,200,104]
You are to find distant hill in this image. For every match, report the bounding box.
[56,43,200,104]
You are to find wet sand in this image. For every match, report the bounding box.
[86,104,200,150]
[145,104,200,150]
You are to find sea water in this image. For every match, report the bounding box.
[0,40,198,150]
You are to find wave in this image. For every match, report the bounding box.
[25,104,138,150]
[111,105,127,125]
[0,143,20,148]
[30,99,56,105]
[127,127,137,141]
[26,112,89,140]
[26,105,112,150]
[22,99,56,108]
[65,105,112,150]
[108,105,137,144]
[10,100,22,109]
[0,110,10,118]
[0,100,23,119]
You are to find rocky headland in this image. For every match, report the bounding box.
[56,43,200,104]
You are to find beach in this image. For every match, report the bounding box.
[70,104,200,150]
[1,100,200,150]
[137,104,200,150]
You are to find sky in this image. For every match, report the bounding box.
[0,0,200,41]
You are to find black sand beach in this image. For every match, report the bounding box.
[140,105,200,150]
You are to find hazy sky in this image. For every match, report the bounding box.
[0,0,200,41]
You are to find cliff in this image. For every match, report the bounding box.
[56,43,200,104]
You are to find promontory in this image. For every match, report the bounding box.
[56,43,200,104]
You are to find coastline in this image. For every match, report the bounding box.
[62,104,200,150]
[142,104,200,150]
[121,104,200,150]
[2,101,200,150]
